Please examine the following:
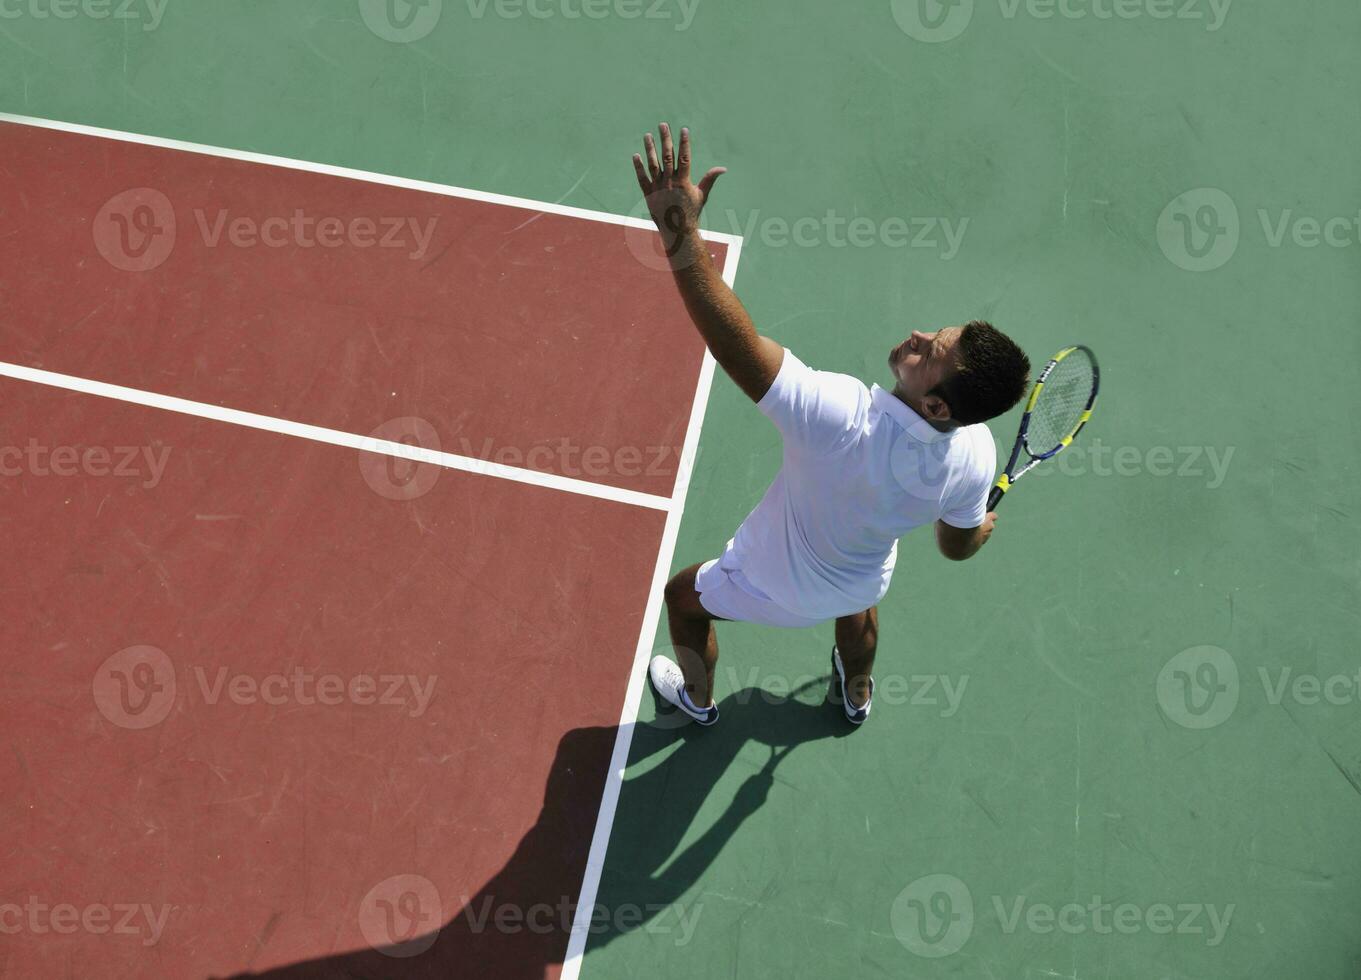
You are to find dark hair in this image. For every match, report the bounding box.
[929,320,1031,425]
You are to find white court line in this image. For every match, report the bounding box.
[0,361,674,511]
[0,112,742,247]
[559,241,742,980]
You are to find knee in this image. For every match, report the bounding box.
[665,567,710,620]
[664,571,687,606]
[664,569,697,611]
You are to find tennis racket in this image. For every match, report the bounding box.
[988,345,1100,510]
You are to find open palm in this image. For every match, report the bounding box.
[631,123,726,246]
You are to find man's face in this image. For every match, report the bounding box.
[888,327,962,408]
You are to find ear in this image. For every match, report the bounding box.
[921,393,953,423]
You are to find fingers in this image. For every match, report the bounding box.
[632,153,650,192]
[677,126,691,180]
[696,166,727,203]
[643,132,661,180]
[643,124,720,193]
[659,122,674,175]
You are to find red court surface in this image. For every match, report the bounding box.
[0,120,737,979]
[0,119,728,500]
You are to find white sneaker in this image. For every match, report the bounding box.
[831,647,873,725]
[648,656,719,726]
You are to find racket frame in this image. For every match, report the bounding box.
[988,344,1100,510]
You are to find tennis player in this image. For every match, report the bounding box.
[633,124,1030,726]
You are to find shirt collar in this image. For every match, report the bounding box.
[870,384,952,443]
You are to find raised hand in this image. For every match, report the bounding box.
[631,123,726,249]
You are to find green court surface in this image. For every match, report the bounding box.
[3,2,1359,978]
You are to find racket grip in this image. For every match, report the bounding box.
[987,485,1004,512]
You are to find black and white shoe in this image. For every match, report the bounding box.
[830,646,874,725]
[648,656,719,726]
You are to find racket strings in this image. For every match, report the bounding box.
[1025,353,1095,454]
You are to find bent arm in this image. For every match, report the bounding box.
[666,229,784,402]
[935,515,995,561]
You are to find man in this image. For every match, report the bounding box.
[633,124,1030,727]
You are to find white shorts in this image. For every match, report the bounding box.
[695,557,824,629]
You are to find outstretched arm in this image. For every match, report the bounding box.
[633,123,784,403]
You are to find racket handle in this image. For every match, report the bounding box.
[987,484,1005,512]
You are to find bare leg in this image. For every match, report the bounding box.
[664,563,721,707]
[834,606,878,709]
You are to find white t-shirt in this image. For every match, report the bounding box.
[714,348,996,620]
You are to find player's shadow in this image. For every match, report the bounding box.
[225,678,849,980]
